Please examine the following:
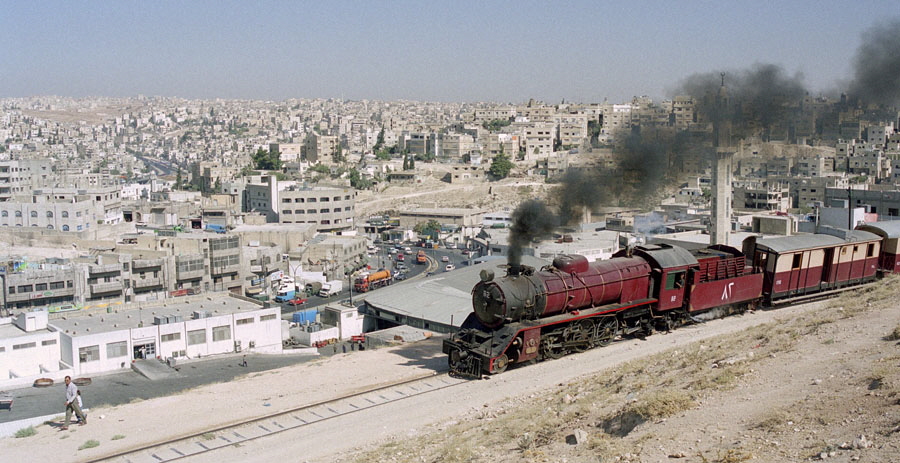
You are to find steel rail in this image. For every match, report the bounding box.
[83,368,459,463]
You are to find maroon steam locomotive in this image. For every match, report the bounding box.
[443,224,896,377]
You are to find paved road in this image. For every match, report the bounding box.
[279,243,473,316]
[0,353,319,424]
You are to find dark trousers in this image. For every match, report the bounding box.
[65,401,85,426]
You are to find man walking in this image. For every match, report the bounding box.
[61,376,86,430]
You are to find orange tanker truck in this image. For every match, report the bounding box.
[416,250,427,264]
[354,269,393,292]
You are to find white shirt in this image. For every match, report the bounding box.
[66,382,78,405]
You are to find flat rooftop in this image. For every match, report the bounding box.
[400,208,484,216]
[49,295,267,337]
[231,223,315,233]
[362,255,548,328]
[0,322,46,340]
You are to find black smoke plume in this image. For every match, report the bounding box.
[555,169,607,226]
[849,19,900,107]
[508,199,557,267]
[676,63,807,140]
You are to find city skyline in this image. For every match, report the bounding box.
[1,1,897,103]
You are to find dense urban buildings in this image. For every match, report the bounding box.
[1,90,899,388]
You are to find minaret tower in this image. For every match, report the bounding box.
[710,73,734,246]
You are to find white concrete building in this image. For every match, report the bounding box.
[46,294,281,377]
[0,311,64,388]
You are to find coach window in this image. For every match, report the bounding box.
[792,253,802,269]
[665,271,686,290]
[867,243,875,257]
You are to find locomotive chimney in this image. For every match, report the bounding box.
[507,263,522,276]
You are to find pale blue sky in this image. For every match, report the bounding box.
[2,1,896,103]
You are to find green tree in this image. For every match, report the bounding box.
[189,162,204,192]
[482,118,512,132]
[373,128,385,151]
[489,152,514,179]
[375,150,391,161]
[252,148,282,171]
[414,219,442,238]
[349,168,373,189]
[175,168,183,189]
[309,164,331,174]
[214,177,222,192]
[333,144,344,164]
[402,156,409,171]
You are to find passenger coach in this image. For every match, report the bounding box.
[744,227,880,301]
[856,221,900,274]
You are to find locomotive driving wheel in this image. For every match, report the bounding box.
[594,317,618,347]
[567,319,595,352]
[540,334,565,360]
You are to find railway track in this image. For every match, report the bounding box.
[84,370,465,463]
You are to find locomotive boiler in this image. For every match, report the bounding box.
[472,254,651,328]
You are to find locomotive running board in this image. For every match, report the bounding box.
[517,298,658,329]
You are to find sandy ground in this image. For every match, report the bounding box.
[0,341,446,462]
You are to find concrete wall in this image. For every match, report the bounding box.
[0,321,61,380]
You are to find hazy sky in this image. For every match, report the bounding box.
[2,1,896,103]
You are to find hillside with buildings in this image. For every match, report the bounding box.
[1,90,899,397]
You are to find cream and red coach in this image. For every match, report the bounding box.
[856,221,900,274]
[744,227,880,302]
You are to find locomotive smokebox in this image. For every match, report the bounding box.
[507,264,522,276]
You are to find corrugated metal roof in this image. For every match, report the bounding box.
[755,230,879,253]
[362,255,549,327]
[857,221,900,239]
[634,244,698,268]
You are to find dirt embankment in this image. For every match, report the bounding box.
[343,279,900,463]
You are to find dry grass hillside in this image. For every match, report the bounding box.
[341,278,900,463]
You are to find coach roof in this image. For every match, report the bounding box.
[856,221,900,240]
[755,230,879,254]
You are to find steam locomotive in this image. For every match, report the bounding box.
[443,223,900,377]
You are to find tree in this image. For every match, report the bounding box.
[189,162,204,192]
[373,128,385,151]
[482,118,512,132]
[175,168,183,189]
[333,144,344,164]
[214,177,222,193]
[414,219,442,238]
[409,155,415,169]
[489,152,514,179]
[251,148,282,171]
[349,168,373,189]
[402,156,409,171]
[375,150,391,161]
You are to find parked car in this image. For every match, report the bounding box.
[445,264,455,271]
[286,298,308,306]
[461,249,470,255]
[441,255,450,262]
